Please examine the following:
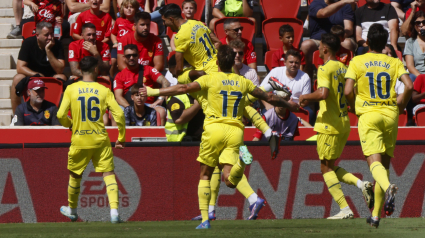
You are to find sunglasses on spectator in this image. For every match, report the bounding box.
[230,27,243,32]
[415,20,425,26]
[235,51,244,55]
[124,54,138,59]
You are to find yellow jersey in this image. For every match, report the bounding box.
[345,53,408,117]
[195,72,257,129]
[314,60,350,134]
[174,20,218,72]
[57,81,126,149]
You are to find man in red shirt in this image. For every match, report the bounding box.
[117,12,164,72]
[72,0,112,42]
[66,0,110,24]
[68,23,111,79]
[219,18,257,71]
[114,44,169,125]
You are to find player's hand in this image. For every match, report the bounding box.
[287,98,300,112]
[56,16,63,24]
[83,41,99,56]
[299,95,308,107]
[115,140,125,149]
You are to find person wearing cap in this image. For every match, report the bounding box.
[10,78,60,126]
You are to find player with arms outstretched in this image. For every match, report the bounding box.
[299,33,374,220]
[344,24,413,228]
[57,56,126,223]
[141,45,299,229]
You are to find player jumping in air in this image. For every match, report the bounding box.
[141,45,300,229]
[299,33,374,219]
[57,56,126,223]
[344,24,413,228]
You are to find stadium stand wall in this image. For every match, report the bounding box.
[1,141,425,222]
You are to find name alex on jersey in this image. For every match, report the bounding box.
[78,87,100,95]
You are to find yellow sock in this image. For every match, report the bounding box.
[371,169,390,217]
[244,105,270,133]
[209,167,221,206]
[334,166,359,186]
[323,171,348,209]
[104,174,119,210]
[236,174,255,198]
[68,175,81,209]
[228,160,246,186]
[198,180,211,222]
[370,161,390,191]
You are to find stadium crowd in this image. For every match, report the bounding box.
[7,0,425,137]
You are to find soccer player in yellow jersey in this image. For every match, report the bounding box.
[57,56,126,223]
[299,34,374,220]
[344,24,413,228]
[142,45,299,229]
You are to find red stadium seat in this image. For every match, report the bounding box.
[348,111,358,126]
[214,17,255,41]
[312,50,321,69]
[415,107,425,126]
[260,0,300,19]
[262,18,303,50]
[293,107,309,127]
[150,21,159,35]
[167,51,176,61]
[22,21,35,39]
[164,0,205,20]
[156,111,162,126]
[23,77,63,107]
[358,0,390,7]
[399,110,408,126]
[97,77,112,90]
[395,50,403,61]
[264,50,276,71]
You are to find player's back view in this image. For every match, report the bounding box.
[345,24,413,228]
[57,56,126,223]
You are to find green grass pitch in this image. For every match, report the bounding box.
[1,218,425,238]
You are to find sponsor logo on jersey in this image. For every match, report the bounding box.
[96,31,102,36]
[39,9,54,20]
[101,21,105,27]
[138,58,149,65]
[148,51,153,57]
[119,29,129,37]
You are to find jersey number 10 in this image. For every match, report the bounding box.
[366,72,391,99]
[77,96,101,122]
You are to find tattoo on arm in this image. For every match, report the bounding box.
[69,61,82,77]
[157,76,170,88]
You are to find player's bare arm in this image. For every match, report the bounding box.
[174,52,185,78]
[250,87,300,111]
[344,78,356,111]
[153,55,165,72]
[150,76,171,107]
[69,61,83,77]
[209,32,222,49]
[141,82,201,97]
[189,70,206,81]
[399,74,413,111]
[299,87,330,107]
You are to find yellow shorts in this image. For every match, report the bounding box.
[358,111,398,158]
[317,132,349,160]
[68,140,114,175]
[197,123,244,167]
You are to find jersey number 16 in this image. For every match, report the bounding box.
[77,96,101,122]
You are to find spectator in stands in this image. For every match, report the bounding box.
[272,24,306,70]
[7,0,23,39]
[219,18,257,71]
[72,0,112,43]
[355,0,399,55]
[11,78,60,126]
[24,0,63,26]
[124,85,158,126]
[19,4,35,38]
[391,0,414,21]
[301,0,356,77]
[11,22,66,113]
[260,49,313,123]
[383,44,407,112]
[209,0,255,31]
[66,0,110,24]
[404,10,425,82]
[115,0,163,23]
[316,25,352,66]
[229,40,259,86]
[111,0,139,77]
[401,0,425,35]
[412,74,425,117]
[117,12,164,72]
[114,44,169,125]
[170,0,197,51]
[68,23,111,80]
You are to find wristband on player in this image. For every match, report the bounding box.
[158,96,164,100]
[146,87,160,96]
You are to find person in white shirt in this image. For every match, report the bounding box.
[229,39,259,86]
[260,49,314,124]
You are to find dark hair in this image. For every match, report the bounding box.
[385,44,397,58]
[182,0,197,10]
[410,10,425,39]
[367,23,388,52]
[36,22,52,33]
[135,11,151,23]
[159,3,183,18]
[321,33,340,53]
[80,56,98,73]
[82,23,96,33]
[330,25,345,38]
[124,44,139,53]
[279,24,294,37]
[131,85,142,94]
[217,45,236,71]
[223,18,240,29]
[284,49,302,61]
